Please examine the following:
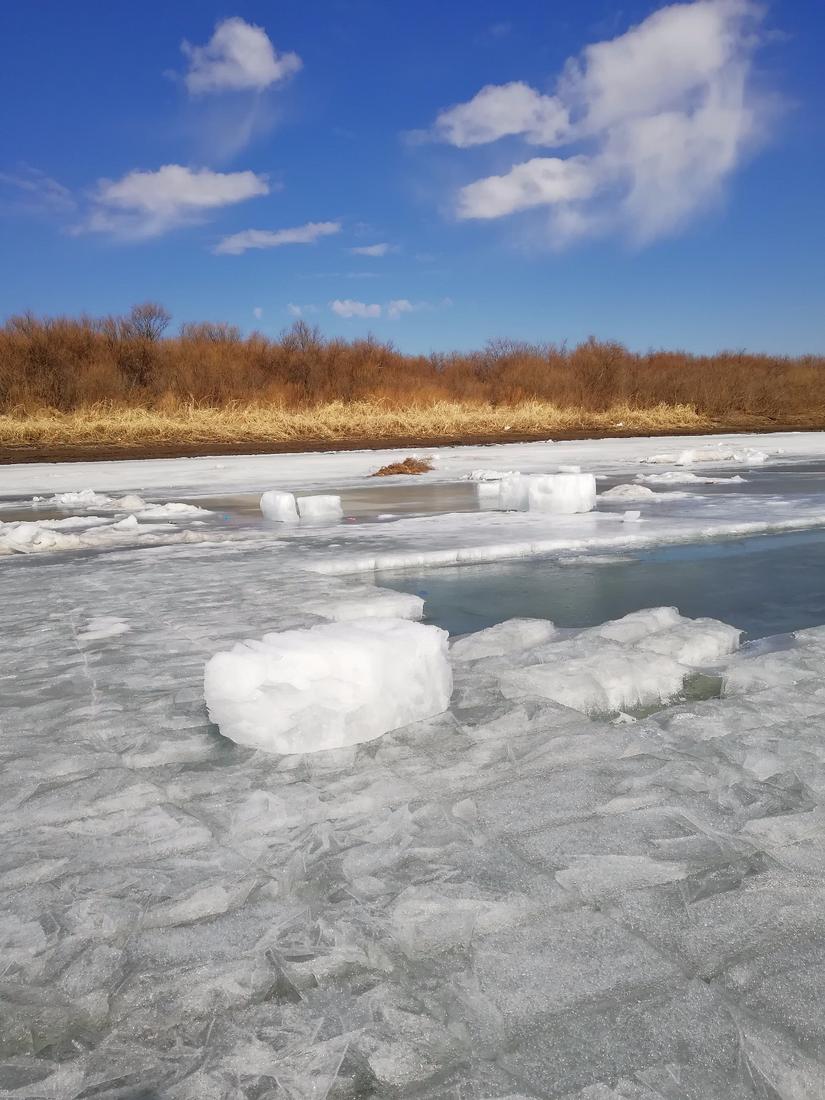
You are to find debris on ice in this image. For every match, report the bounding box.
[204,617,452,754]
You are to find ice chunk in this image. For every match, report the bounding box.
[500,648,686,714]
[634,617,741,665]
[493,472,596,514]
[527,473,597,515]
[585,607,683,644]
[204,617,452,754]
[641,445,771,466]
[260,490,299,523]
[498,473,531,511]
[636,470,746,486]
[309,589,424,622]
[451,618,557,662]
[32,488,114,508]
[600,483,657,501]
[297,494,344,523]
[557,464,581,473]
[622,510,641,523]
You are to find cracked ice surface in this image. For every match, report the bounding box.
[5,434,825,1097]
[3,543,825,1096]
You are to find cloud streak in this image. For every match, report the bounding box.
[215,221,341,255]
[350,242,394,257]
[432,0,773,245]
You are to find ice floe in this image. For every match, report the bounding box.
[30,488,211,517]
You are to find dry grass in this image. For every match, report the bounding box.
[371,457,436,476]
[0,400,712,448]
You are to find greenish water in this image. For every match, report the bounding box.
[383,528,825,641]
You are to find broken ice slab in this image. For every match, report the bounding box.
[204,617,452,754]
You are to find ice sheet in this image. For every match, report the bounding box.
[2,429,822,497]
[4,432,825,1096]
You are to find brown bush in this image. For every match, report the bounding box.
[1,306,824,426]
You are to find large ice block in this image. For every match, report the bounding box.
[204,618,452,754]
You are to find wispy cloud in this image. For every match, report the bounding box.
[350,242,394,257]
[287,302,320,317]
[429,0,775,246]
[215,221,341,255]
[252,306,263,319]
[73,164,269,240]
[182,18,301,95]
[0,165,76,216]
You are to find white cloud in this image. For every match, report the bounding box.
[75,164,269,239]
[435,82,569,147]
[253,306,263,319]
[215,221,342,255]
[182,17,301,95]
[330,299,382,319]
[436,0,772,244]
[387,299,413,319]
[350,242,393,256]
[457,156,597,219]
[287,302,320,317]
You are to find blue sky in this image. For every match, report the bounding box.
[1,0,823,354]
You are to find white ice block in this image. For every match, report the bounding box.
[204,618,452,754]
[527,473,597,515]
[260,490,299,523]
[297,495,344,523]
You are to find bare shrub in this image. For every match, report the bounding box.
[2,305,824,427]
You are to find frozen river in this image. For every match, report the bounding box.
[4,432,825,1098]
